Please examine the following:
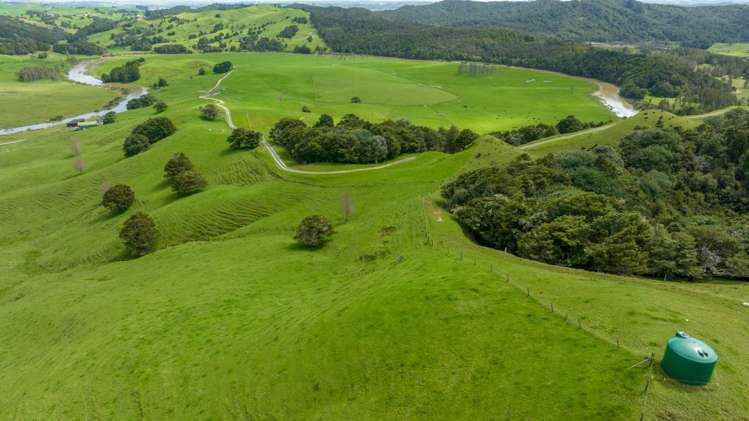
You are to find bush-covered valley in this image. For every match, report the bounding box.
[444,109,749,279]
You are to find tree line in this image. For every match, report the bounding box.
[490,116,609,146]
[442,109,749,280]
[270,114,478,164]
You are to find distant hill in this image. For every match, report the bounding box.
[382,0,749,47]
[0,16,67,54]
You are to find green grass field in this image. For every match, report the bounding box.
[709,42,749,58]
[0,54,118,128]
[88,5,324,54]
[1,51,747,420]
[94,52,613,134]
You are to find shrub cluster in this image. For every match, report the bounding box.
[278,25,299,38]
[127,93,157,110]
[164,153,206,196]
[102,184,134,213]
[123,117,177,157]
[443,109,749,280]
[102,58,143,83]
[226,128,262,150]
[270,114,478,164]
[295,215,335,247]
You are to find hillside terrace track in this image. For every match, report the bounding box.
[201,69,416,175]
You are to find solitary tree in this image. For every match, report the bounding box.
[154,101,168,113]
[102,111,116,125]
[102,184,135,213]
[314,114,334,128]
[212,61,233,74]
[164,153,194,180]
[201,104,220,121]
[198,67,207,76]
[172,170,207,196]
[226,128,262,150]
[350,96,362,103]
[294,215,335,247]
[123,134,150,157]
[119,212,158,257]
[156,78,168,88]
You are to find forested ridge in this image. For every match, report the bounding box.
[303,5,739,114]
[384,0,749,48]
[443,110,749,280]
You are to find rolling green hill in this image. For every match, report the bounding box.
[88,5,325,54]
[1,50,747,420]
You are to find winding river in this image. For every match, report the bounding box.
[594,82,638,118]
[0,61,149,137]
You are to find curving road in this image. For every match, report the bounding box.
[200,70,417,175]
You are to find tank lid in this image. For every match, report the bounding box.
[669,331,718,363]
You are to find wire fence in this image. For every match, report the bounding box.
[437,241,657,420]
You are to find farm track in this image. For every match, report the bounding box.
[519,123,616,150]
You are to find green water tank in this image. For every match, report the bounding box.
[661,331,717,385]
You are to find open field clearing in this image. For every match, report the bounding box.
[94,52,613,135]
[709,42,749,58]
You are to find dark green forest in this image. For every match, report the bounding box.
[442,109,749,280]
[384,0,749,48]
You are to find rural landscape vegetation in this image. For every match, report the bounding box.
[1,0,748,419]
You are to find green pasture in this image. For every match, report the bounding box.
[0,54,118,128]
[88,5,324,54]
[0,51,747,420]
[709,42,749,58]
[94,52,613,134]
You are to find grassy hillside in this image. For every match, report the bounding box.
[0,54,117,128]
[1,51,747,420]
[93,53,612,134]
[0,3,136,33]
[88,5,324,54]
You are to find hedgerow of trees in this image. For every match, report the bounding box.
[226,128,262,150]
[442,109,749,280]
[16,66,61,82]
[270,114,478,164]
